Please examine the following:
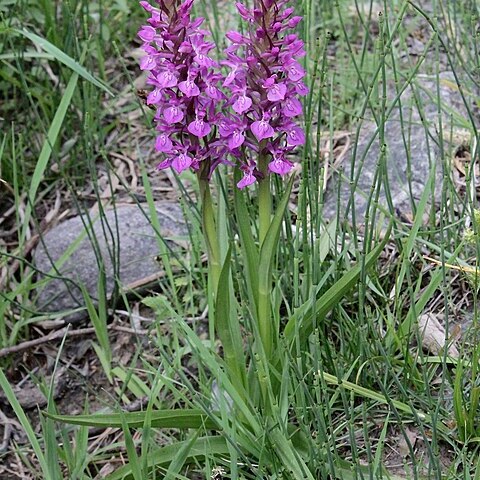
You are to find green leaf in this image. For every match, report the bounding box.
[164,430,201,480]
[121,415,143,480]
[13,28,113,96]
[215,247,247,395]
[284,224,392,345]
[269,428,315,480]
[321,372,449,434]
[234,170,259,313]
[105,436,230,480]
[257,176,294,358]
[46,409,219,430]
[395,241,463,347]
[394,169,433,298]
[0,370,53,479]
[20,65,79,243]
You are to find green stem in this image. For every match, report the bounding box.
[200,179,221,339]
[257,155,273,360]
[258,157,272,248]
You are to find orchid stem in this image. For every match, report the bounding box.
[257,155,273,360]
[258,157,272,248]
[200,178,221,341]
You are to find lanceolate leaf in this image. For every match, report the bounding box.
[46,409,219,430]
[234,170,260,313]
[257,176,294,358]
[215,246,247,393]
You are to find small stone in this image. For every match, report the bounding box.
[33,202,187,323]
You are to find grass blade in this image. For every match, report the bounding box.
[20,67,79,243]
[0,370,52,479]
[106,436,230,480]
[13,28,113,96]
[284,224,392,345]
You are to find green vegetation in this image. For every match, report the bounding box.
[1,0,480,478]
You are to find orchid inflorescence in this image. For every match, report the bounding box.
[139,0,306,189]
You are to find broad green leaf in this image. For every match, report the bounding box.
[121,415,143,480]
[394,169,433,297]
[269,428,315,480]
[147,296,263,440]
[164,430,200,480]
[257,176,294,358]
[215,247,247,394]
[321,372,449,434]
[234,169,259,312]
[46,409,219,430]
[394,241,463,347]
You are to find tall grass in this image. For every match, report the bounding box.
[1,0,480,478]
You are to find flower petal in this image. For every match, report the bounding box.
[251,120,275,141]
[237,172,256,189]
[155,134,173,152]
[172,153,193,173]
[178,80,200,97]
[232,94,252,114]
[188,119,212,138]
[164,106,184,124]
[269,158,293,175]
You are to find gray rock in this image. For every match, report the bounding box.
[323,72,477,223]
[33,202,188,323]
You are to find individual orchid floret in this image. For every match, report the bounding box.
[188,112,212,138]
[178,75,201,97]
[237,163,257,189]
[155,134,173,152]
[251,115,275,142]
[172,152,194,173]
[164,105,185,124]
[263,76,287,102]
[219,116,247,151]
[282,97,303,117]
[232,90,253,114]
[268,149,293,175]
[284,122,306,146]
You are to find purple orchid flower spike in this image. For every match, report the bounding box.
[220,0,306,187]
[139,0,227,179]
[140,0,306,187]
